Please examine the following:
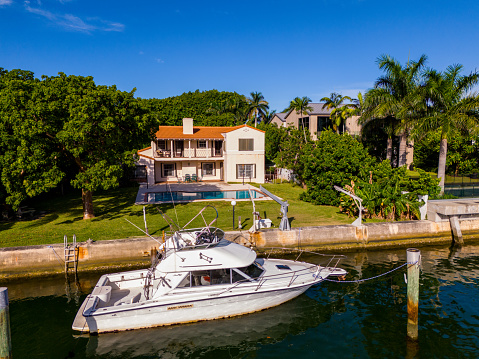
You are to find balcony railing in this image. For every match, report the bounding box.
[155,148,223,158]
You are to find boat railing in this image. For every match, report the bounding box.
[262,247,346,272]
[214,260,343,296]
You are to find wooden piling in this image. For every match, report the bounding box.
[0,287,12,359]
[406,248,420,341]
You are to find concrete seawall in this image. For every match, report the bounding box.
[1,219,479,280]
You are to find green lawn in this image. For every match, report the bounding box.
[407,170,479,183]
[0,183,359,248]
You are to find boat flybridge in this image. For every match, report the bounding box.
[72,206,347,334]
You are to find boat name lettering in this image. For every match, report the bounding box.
[167,304,194,311]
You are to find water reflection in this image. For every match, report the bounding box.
[84,294,333,359]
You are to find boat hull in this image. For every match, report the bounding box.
[76,283,314,333]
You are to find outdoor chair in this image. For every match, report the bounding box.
[184,174,191,183]
[17,207,35,220]
[191,174,198,182]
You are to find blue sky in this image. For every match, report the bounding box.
[1,0,478,112]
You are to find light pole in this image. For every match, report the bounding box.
[231,200,236,230]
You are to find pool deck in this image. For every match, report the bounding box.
[135,182,264,205]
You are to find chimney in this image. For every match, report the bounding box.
[183,118,193,135]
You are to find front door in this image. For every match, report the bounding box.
[214,141,223,156]
[174,141,184,157]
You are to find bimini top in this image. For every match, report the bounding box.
[156,238,256,273]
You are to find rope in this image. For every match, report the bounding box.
[322,261,416,283]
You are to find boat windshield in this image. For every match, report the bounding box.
[175,262,264,288]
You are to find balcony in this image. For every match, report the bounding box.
[155,148,223,159]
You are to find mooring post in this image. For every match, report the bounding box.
[407,248,420,341]
[0,287,12,359]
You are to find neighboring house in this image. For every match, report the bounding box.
[270,103,361,140]
[137,118,265,185]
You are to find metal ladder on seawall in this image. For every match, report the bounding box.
[64,235,78,274]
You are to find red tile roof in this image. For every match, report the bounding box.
[155,124,264,139]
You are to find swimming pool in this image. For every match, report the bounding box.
[151,190,266,203]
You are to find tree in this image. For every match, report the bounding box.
[0,69,150,218]
[320,92,353,133]
[362,54,427,167]
[413,64,479,192]
[0,68,65,211]
[261,109,276,124]
[299,130,375,206]
[285,96,313,142]
[257,122,287,163]
[247,91,269,127]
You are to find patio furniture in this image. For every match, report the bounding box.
[17,207,35,220]
[177,176,183,183]
[191,174,198,182]
[184,174,191,183]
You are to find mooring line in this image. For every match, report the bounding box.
[323,261,414,283]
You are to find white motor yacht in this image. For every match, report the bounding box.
[72,206,347,334]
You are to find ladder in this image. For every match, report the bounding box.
[64,235,78,274]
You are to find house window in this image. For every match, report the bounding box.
[163,163,176,177]
[202,162,215,176]
[198,140,207,148]
[239,139,254,151]
[237,164,255,179]
[317,116,331,131]
[157,140,167,150]
[299,117,310,130]
[134,165,147,179]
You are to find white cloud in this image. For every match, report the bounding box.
[155,58,165,64]
[0,0,13,6]
[24,2,125,33]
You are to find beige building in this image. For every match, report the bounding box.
[270,103,361,140]
[137,118,265,185]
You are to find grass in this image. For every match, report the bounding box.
[407,170,479,183]
[0,183,363,248]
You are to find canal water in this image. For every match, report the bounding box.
[5,242,479,359]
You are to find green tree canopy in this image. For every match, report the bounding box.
[0,69,151,218]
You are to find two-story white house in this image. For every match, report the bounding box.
[137,118,265,186]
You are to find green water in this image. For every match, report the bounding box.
[5,243,479,358]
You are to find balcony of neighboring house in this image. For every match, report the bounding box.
[154,139,224,160]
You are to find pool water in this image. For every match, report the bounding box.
[153,190,265,202]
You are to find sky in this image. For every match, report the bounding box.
[1,0,478,113]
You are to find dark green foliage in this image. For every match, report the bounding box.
[339,163,439,220]
[275,129,440,219]
[0,68,151,214]
[299,130,374,206]
[414,130,479,175]
[274,126,313,180]
[257,122,288,163]
[142,89,246,128]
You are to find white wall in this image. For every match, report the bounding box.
[223,126,265,183]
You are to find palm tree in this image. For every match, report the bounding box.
[413,64,479,193]
[320,92,353,133]
[286,96,313,142]
[261,109,276,124]
[247,92,269,127]
[362,54,427,167]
